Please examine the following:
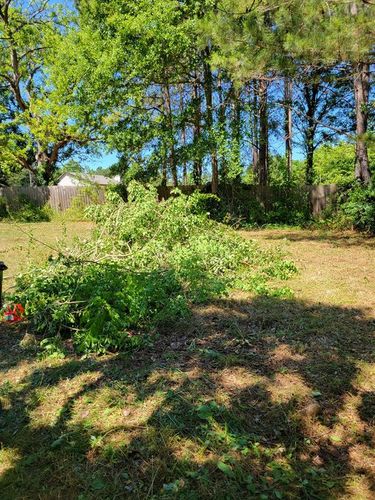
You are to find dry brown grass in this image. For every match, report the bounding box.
[0,221,92,290]
[243,228,375,310]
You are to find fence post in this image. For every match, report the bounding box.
[0,261,8,309]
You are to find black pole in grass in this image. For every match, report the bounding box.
[0,261,7,309]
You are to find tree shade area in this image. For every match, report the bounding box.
[0,0,374,189]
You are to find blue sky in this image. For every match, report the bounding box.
[79,152,119,171]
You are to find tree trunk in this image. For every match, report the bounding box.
[258,79,268,186]
[354,62,371,184]
[231,88,241,180]
[179,85,188,185]
[305,130,314,186]
[284,77,293,181]
[203,49,219,194]
[163,84,178,187]
[350,2,371,184]
[217,73,228,177]
[36,148,54,185]
[161,155,167,187]
[169,146,178,187]
[303,82,319,185]
[251,80,259,180]
[192,79,202,185]
[181,126,187,185]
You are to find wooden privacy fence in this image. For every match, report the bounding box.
[309,184,339,216]
[0,186,106,212]
[159,183,339,217]
[0,183,338,216]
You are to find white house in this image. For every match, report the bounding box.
[57,172,120,187]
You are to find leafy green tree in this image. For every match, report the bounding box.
[293,67,354,184]
[0,0,96,184]
[74,0,198,184]
[73,0,228,190]
[314,141,375,185]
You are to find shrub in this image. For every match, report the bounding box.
[315,184,375,233]
[314,142,375,185]
[340,185,375,234]
[8,196,52,222]
[12,182,297,354]
[218,187,310,227]
[58,185,103,221]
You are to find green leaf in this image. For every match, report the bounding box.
[330,435,342,443]
[311,390,322,398]
[217,461,234,477]
[51,435,67,449]
[197,405,212,420]
[91,478,106,491]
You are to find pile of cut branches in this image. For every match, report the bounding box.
[12,183,297,353]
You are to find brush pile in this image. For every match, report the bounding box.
[12,182,296,353]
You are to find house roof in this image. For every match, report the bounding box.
[58,172,120,185]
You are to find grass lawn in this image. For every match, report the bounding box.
[1,224,374,499]
[0,221,93,291]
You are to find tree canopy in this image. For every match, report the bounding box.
[0,0,374,186]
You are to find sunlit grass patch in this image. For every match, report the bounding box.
[72,385,166,433]
[0,448,21,477]
[267,373,311,404]
[28,371,102,428]
[354,362,375,392]
[215,367,266,391]
[344,474,374,500]
[0,221,93,289]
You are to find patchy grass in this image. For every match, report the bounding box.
[0,221,92,290]
[0,228,374,498]
[243,228,375,310]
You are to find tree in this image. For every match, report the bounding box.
[281,0,374,183]
[353,60,371,183]
[284,77,293,180]
[73,0,197,186]
[55,159,84,183]
[349,2,372,183]
[314,141,375,185]
[203,46,220,192]
[0,0,96,184]
[293,67,353,184]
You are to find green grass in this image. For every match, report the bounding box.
[1,224,375,499]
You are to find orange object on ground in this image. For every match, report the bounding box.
[3,303,25,322]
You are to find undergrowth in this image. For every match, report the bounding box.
[309,184,375,234]
[11,182,297,354]
[0,195,53,222]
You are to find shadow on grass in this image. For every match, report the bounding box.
[0,295,374,498]
[254,229,375,249]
